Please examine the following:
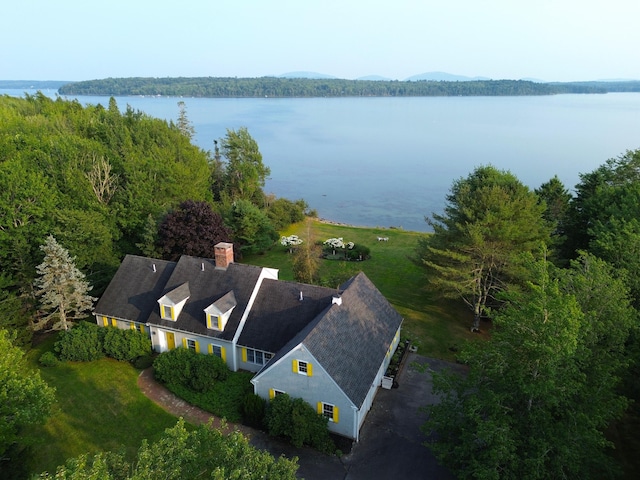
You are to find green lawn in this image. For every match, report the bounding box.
[245,219,480,360]
[23,336,177,477]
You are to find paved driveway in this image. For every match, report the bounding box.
[254,354,462,480]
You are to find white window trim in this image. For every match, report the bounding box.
[297,360,309,375]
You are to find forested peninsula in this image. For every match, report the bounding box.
[57,77,640,98]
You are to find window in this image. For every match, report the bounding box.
[186,339,197,352]
[211,345,221,357]
[269,388,285,399]
[243,348,273,366]
[162,305,173,320]
[298,360,308,375]
[319,402,339,423]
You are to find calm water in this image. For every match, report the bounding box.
[3,88,640,231]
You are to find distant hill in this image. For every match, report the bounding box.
[357,75,394,81]
[278,71,337,79]
[405,72,491,82]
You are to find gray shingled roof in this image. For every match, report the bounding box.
[254,272,403,408]
[146,256,263,340]
[302,272,403,407]
[239,279,336,352]
[94,255,176,323]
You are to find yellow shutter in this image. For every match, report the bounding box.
[102,316,108,327]
[206,314,212,329]
[221,347,227,363]
[242,348,247,362]
[130,322,136,330]
[333,406,339,423]
[307,363,313,377]
[292,359,298,373]
[208,344,213,354]
[195,341,200,354]
[317,402,323,415]
[269,389,275,399]
[139,324,145,334]
[217,316,223,330]
[111,318,117,327]
[182,338,187,349]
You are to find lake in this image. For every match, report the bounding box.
[3,88,640,232]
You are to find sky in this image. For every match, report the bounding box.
[3,0,639,82]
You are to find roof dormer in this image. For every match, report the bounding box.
[204,290,237,331]
[158,282,190,321]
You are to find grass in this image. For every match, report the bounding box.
[22,335,177,477]
[245,218,481,360]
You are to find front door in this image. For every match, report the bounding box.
[166,332,175,350]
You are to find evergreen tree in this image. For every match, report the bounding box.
[416,165,550,331]
[33,235,96,331]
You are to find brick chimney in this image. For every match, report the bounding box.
[214,242,234,270]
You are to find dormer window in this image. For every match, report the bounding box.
[158,282,190,322]
[161,305,174,320]
[204,290,237,331]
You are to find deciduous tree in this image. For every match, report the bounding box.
[33,235,96,331]
[0,330,55,459]
[36,419,299,479]
[158,200,233,261]
[220,127,270,204]
[424,253,633,479]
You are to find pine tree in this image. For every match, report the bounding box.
[33,235,96,331]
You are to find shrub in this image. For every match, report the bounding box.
[133,354,155,369]
[265,394,335,453]
[103,327,152,361]
[39,351,60,367]
[242,393,266,429]
[54,321,105,361]
[153,347,229,393]
[345,244,370,261]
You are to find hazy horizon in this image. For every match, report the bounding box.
[2,1,640,83]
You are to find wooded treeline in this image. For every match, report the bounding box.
[417,153,640,479]
[56,76,623,97]
[0,93,306,344]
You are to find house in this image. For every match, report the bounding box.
[94,242,403,440]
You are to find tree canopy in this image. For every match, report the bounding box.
[56,76,630,98]
[36,419,299,480]
[424,253,634,479]
[416,165,550,330]
[158,200,233,261]
[0,330,56,460]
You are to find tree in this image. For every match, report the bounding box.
[0,330,56,460]
[220,127,270,204]
[158,200,233,261]
[562,149,640,259]
[36,419,299,479]
[33,235,96,331]
[424,253,632,479]
[291,220,321,284]
[226,199,279,255]
[176,101,195,139]
[535,175,571,262]
[417,165,550,330]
